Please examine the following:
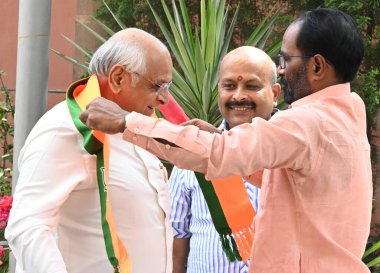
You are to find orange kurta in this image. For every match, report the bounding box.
[123,83,372,273]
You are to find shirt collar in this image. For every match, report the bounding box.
[291,83,351,108]
[219,120,228,130]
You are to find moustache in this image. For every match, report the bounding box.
[226,100,256,108]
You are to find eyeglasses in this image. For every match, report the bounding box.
[128,70,172,97]
[277,54,313,69]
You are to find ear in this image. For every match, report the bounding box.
[271,83,281,107]
[311,54,327,79]
[108,64,130,94]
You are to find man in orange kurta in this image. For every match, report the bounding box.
[80,8,372,273]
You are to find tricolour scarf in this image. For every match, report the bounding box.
[66,75,131,273]
[194,173,256,262]
[66,73,256,267]
[192,120,256,262]
[156,108,257,262]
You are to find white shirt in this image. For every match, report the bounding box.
[169,120,260,273]
[169,167,260,273]
[6,101,173,273]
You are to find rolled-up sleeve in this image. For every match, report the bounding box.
[168,167,192,238]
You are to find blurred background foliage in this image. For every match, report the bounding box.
[93,0,379,129]
[0,70,14,272]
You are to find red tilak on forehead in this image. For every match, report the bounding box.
[237,75,243,81]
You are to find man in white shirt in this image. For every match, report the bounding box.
[6,28,173,273]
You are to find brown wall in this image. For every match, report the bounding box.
[0,0,19,90]
[1,0,75,91]
[0,0,101,109]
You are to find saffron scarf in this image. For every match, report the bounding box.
[195,173,256,262]
[66,75,131,273]
[157,103,257,262]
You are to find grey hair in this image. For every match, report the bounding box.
[88,38,147,86]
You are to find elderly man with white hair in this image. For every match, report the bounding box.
[6,28,173,273]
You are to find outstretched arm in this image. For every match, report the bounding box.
[80,97,220,134]
[180,119,222,134]
[81,97,308,180]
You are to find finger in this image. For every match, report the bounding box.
[179,119,199,126]
[85,101,93,110]
[179,121,193,126]
[86,97,99,109]
[212,129,223,134]
[79,111,88,124]
[86,118,92,130]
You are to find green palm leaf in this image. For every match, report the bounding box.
[54,0,283,125]
[76,20,108,43]
[102,0,126,30]
[363,238,380,268]
[50,48,88,72]
[61,35,93,59]
[91,15,115,36]
[150,0,282,125]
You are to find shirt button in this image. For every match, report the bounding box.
[134,128,139,133]
[159,163,164,169]
[165,144,171,150]
[132,136,137,141]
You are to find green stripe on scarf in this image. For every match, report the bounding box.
[66,77,124,272]
[195,172,242,262]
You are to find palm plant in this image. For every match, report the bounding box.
[52,0,282,125]
[363,236,380,272]
[147,0,282,125]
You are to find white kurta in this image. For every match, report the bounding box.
[6,101,172,273]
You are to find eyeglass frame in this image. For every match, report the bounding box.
[277,53,313,69]
[125,68,172,97]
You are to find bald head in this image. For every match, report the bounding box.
[220,46,276,85]
[89,28,170,78]
[110,28,168,53]
[217,46,280,128]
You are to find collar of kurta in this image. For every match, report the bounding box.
[291,83,350,108]
[66,75,131,273]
